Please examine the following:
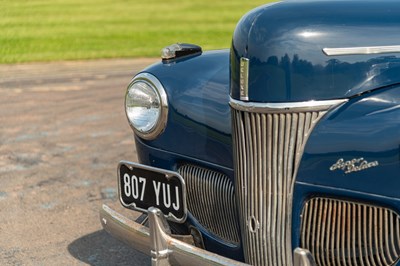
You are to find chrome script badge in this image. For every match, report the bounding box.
[330,157,379,174]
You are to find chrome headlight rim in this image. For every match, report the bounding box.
[125,72,168,140]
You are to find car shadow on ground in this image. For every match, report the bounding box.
[68,230,151,266]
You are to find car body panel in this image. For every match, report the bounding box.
[136,50,233,171]
[231,0,400,102]
[297,85,400,197]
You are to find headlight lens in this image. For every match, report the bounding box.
[125,73,168,139]
[126,82,160,132]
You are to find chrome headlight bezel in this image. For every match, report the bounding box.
[125,73,168,140]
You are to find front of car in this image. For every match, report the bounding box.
[101,1,400,265]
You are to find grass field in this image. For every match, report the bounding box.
[0,0,275,64]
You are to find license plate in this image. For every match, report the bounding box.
[118,161,187,223]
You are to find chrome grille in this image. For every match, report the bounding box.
[301,197,400,266]
[178,164,240,244]
[231,99,342,266]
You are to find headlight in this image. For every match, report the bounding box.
[125,73,168,140]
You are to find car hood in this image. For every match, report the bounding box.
[230,0,400,102]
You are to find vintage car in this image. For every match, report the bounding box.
[100,0,400,265]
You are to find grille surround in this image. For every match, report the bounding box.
[301,197,400,266]
[178,164,241,244]
[231,98,345,266]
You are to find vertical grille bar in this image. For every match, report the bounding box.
[301,198,400,266]
[231,101,333,266]
[178,164,241,244]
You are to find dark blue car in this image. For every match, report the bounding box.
[101,0,400,265]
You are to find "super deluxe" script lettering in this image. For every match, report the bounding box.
[330,158,379,174]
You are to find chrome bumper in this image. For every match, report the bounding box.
[100,204,316,266]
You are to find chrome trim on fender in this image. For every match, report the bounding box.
[323,45,400,56]
[161,43,202,60]
[125,72,168,140]
[230,98,348,113]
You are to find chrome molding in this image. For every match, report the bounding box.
[161,43,202,61]
[230,98,347,113]
[240,58,250,101]
[231,98,345,266]
[301,197,400,266]
[178,164,240,244]
[126,72,168,140]
[323,45,400,56]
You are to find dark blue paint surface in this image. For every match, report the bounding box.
[139,50,234,171]
[293,86,400,247]
[231,0,400,102]
[298,85,400,197]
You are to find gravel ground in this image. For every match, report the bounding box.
[0,58,157,265]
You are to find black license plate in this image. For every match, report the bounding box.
[118,161,187,223]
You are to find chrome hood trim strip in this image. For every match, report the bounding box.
[323,45,400,56]
[230,98,347,113]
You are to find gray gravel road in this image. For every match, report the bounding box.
[0,58,157,265]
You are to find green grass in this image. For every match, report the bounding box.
[0,0,275,64]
